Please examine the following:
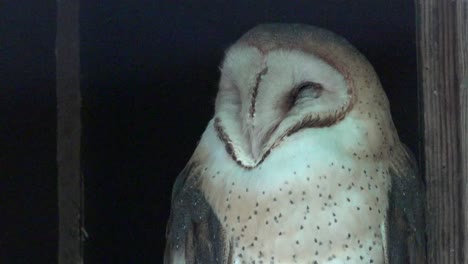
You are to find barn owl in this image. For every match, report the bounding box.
[164,24,426,264]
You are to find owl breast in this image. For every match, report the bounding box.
[197,120,391,264]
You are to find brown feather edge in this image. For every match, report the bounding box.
[387,145,427,264]
[249,67,269,119]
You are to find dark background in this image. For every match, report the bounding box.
[1,1,57,263]
[2,1,417,263]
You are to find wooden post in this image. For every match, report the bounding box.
[416,0,468,263]
[462,75,468,263]
[56,0,83,263]
[458,2,468,263]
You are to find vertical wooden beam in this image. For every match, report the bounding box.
[460,2,468,261]
[56,0,83,263]
[462,76,468,263]
[416,0,468,263]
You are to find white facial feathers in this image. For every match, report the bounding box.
[216,46,350,164]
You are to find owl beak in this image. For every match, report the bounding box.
[245,121,280,161]
[243,121,259,160]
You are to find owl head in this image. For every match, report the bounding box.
[214,24,396,168]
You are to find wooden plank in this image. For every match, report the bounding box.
[56,0,83,263]
[415,0,468,263]
[462,76,468,264]
[460,1,468,261]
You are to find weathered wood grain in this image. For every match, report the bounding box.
[456,3,468,262]
[460,1,468,260]
[56,0,83,263]
[462,75,468,264]
[415,0,468,263]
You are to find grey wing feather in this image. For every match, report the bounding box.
[164,163,229,264]
[387,145,426,264]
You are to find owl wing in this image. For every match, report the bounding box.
[386,144,426,264]
[164,162,230,264]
